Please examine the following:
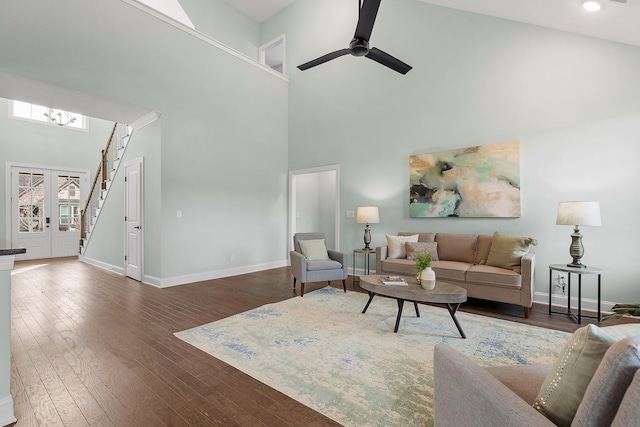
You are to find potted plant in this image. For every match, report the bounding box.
[414,251,436,290]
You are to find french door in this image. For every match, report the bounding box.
[10,165,88,260]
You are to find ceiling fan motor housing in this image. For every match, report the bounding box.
[349,38,369,56]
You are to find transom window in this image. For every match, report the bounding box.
[9,100,87,130]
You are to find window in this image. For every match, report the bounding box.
[57,175,81,231]
[9,100,87,130]
[259,34,286,75]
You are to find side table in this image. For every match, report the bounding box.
[548,264,602,324]
[353,248,376,283]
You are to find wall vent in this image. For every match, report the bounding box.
[609,0,630,4]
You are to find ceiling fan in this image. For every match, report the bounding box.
[297,0,412,75]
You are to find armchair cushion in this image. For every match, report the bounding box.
[307,260,342,271]
[298,239,330,260]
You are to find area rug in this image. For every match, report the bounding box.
[175,286,570,426]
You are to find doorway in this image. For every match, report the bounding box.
[288,165,340,253]
[8,164,88,260]
[124,158,143,281]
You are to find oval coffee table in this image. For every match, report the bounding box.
[359,274,467,338]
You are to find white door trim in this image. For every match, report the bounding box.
[288,164,340,256]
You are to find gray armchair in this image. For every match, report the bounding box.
[290,232,348,297]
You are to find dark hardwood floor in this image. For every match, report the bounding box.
[8,257,636,426]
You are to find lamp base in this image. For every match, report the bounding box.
[567,262,587,269]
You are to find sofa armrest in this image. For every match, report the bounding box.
[289,250,307,282]
[520,252,536,309]
[375,245,388,274]
[434,344,554,427]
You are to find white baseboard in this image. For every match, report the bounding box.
[79,257,289,289]
[78,256,125,276]
[0,395,16,427]
[534,291,616,314]
[157,260,289,288]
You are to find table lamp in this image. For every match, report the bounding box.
[356,206,379,250]
[556,201,601,268]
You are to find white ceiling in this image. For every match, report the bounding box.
[222,0,640,48]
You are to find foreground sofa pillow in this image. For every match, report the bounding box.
[533,324,617,427]
[572,336,640,426]
[486,231,538,273]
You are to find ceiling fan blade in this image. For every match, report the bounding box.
[298,49,350,71]
[354,0,382,41]
[365,47,412,74]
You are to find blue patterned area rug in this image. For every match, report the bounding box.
[175,286,569,426]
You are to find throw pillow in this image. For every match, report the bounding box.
[406,242,439,261]
[486,231,538,273]
[572,336,640,427]
[533,324,618,427]
[386,234,419,259]
[298,239,330,261]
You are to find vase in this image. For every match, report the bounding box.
[420,267,436,290]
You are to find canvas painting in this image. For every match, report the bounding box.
[410,140,521,218]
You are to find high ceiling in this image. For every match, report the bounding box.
[222,0,640,47]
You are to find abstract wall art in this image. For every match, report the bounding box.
[409,140,521,218]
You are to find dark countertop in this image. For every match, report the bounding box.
[0,248,26,256]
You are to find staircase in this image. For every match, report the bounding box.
[79,123,133,254]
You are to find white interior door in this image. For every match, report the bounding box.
[124,158,143,281]
[10,166,87,260]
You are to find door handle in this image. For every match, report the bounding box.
[134,226,142,230]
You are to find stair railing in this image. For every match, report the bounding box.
[79,123,119,252]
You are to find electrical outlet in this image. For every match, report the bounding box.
[230,254,236,262]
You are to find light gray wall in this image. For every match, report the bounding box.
[0,98,114,242]
[262,0,640,303]
[179,0,260,59]
[0,0,289,282]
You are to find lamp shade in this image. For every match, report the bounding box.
[556,201,601,226]
[356,206,379,224]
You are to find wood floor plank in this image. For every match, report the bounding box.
[9,257,638,427]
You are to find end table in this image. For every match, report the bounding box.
[353,248,376,283]
[548,264,602,324]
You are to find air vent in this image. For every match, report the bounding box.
[609,0,630,4]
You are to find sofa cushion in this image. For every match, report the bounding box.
[406,242,439,261]
[298,239,329,260]
[399,232,435,243]
[466,265,522,289]
[533,324,618,427]
[475,235,493,265]
[486,231,538,273]
[431,260,470,282]
[380,258,415,275]
[435,233,478,263]
[306,260,342,271]
[386,234,418,259]
[572,336,640,427]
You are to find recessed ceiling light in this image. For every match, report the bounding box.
[583,1,602,11]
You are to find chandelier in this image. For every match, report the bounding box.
[44,108,77,127]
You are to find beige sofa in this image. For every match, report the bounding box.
[375,232,535,317]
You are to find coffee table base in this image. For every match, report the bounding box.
[362,291,466,338]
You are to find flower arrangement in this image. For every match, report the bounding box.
[413,251,432,271]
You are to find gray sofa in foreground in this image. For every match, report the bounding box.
[376,232,535,317]
[434,333,640,426]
